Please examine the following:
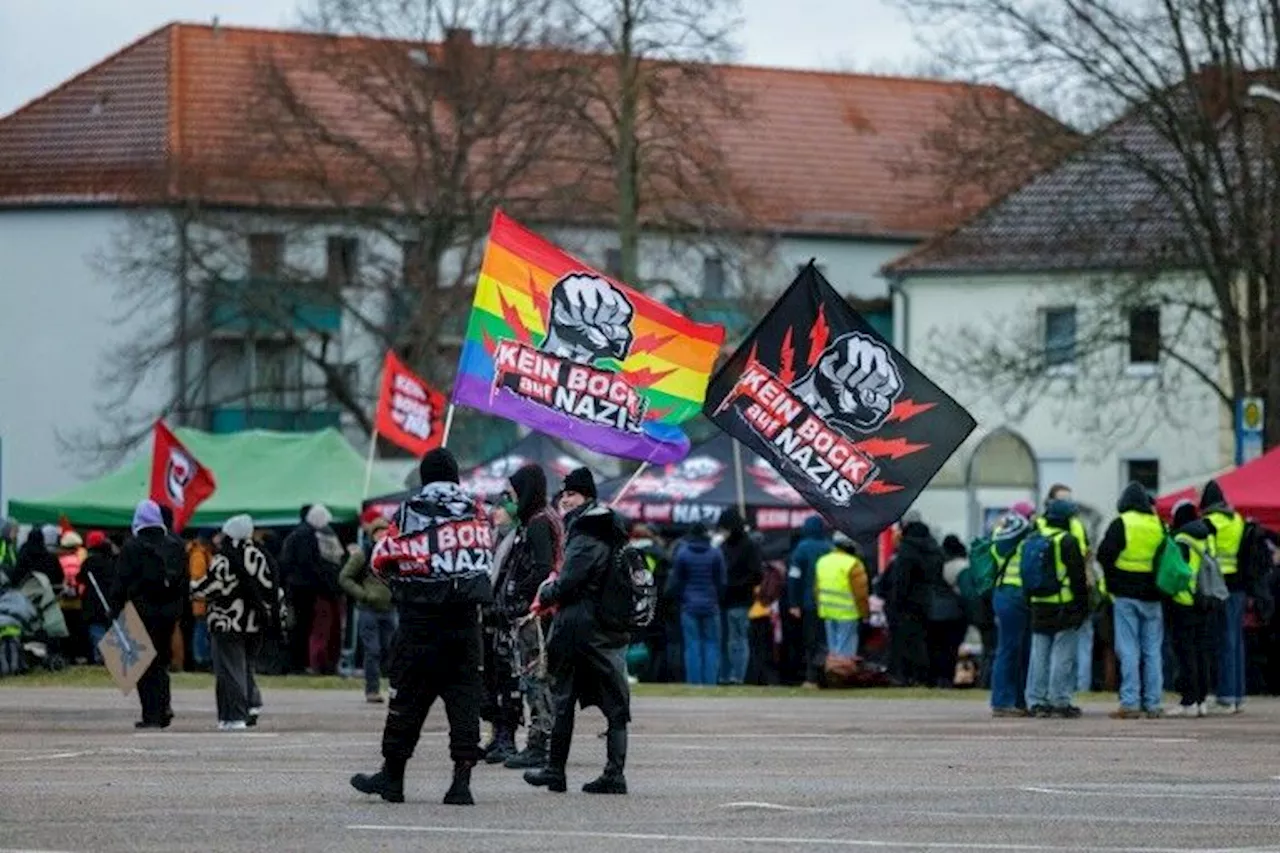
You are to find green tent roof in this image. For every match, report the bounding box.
[7,428,400,529]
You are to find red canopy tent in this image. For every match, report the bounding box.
[1156,446,1280,530]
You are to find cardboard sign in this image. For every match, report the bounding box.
[98,602,157,696]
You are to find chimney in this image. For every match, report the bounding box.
[444,28,474,51]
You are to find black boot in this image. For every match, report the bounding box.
[583,727,627,794]
[350,758,406,803]
[484,727,516,764]
[443,761,475,806]
[523,765,567,792]
[503,744,547,769]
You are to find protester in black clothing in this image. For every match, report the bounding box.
[497,464,565,770]
[525,470,632,795]
[16,529,61,590]
[109,500,188,729]
[1167,501,1219,715]
[279,506,316,674]
[718,508,762,686]
[924,534,968,688]
[351,449,493,806]
[79,531,117,663]
[884,519,937,687]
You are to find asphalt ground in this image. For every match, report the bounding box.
[1,685,1278,853]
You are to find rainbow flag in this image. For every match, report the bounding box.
[453,211,725,464]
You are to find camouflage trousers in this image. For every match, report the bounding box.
[514,617,553,751]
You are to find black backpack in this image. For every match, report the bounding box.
[598,545,657,633]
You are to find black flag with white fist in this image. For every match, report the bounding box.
[703,263,976,539]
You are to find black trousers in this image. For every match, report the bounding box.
[138,613,176,724]
[802,607,827,684]
[1171,606,1215,707]
[481,619,522,731]
[746,617,779,685]
[211,632,262,723]
[382,610,484,765]
[926,619,968,688]
[287,588,315,674]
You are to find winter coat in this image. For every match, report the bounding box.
[78,549,117,626]
[537,502,631,726]
[1029,516,1089,635]
[1097,482,1162,602]
[338,547,393,612]
[280,523,343,596]
[495,466,563,619]
[16,530,62,589]
[787,517,832,611]
[719,510,763,609]
[194,540,287,634]
[887,522,941,619]
[0,588,37,634]
[371,481,493,625]
[668,536,727,617]
[110,528,188,621]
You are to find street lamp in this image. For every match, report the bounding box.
[1247,83,1280,106]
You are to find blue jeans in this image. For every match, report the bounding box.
[723,606,750,684]
[991,586,1030,709]
[358,608,398,696]
[1113,597,1164,711]
[1075,616,1094,693]
[824,619,859,658]
[681,610,721,685]
[192,617,211,667]
[88,623,108,665]
[1025,627,1080,708]
[1216,590,1247,705]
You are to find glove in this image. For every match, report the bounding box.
[792,332,903,433]
[540,274,635,362]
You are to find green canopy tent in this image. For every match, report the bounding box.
[8,428,400,529]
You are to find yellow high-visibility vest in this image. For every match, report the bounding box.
[1114,511,1163,573]
[815,551,859,622]
[1204,510,1245,575]
[1028,530,1073,605]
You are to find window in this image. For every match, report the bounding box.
[326,236,360,289]
[252,339,301,408]
[702,257,726,297]
[1044,307,1077,369]
[604,248,623,279]
[248,233,284,278]
[1128,306,1160,366]
[1126,459,1160,494]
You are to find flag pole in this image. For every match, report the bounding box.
[361,426,379,499]
[440,404,456,449]
[732,440,747,519]
[610,462,649,508]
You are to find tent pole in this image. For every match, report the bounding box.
[610,462,649,508]
[732,440,747,520]
[361,427,378,499]
[440,404,456,449]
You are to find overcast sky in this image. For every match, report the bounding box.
[0,0,925,116]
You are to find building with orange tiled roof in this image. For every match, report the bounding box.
[0,21,1038,507]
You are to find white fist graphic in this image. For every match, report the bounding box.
[791,333,903,433]
[541,274,635,362]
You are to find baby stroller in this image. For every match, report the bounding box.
[0,587,37,676]
[0,570,69,675]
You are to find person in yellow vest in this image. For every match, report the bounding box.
[989,503,1036,717]
[1042,483,1096,693]
[1166,501,1218,717]
[1097,482,1165,719]
[814,533,870,659]
[1199,480,1247,713]
[1024,499,1089,718]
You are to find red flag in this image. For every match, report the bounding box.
[375,351,447,456]
[150,421,217,533]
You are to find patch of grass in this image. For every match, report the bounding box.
[0,666,364,691]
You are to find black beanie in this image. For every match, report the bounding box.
[563,467,597,500]
[419,448,460,485]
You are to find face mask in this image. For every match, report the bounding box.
[502,498,519,519]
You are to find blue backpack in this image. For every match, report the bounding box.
[1019,532,1060,599]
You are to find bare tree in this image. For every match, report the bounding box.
[891,0,1280,449]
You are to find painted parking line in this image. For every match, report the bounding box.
[635,733,1197,744]
[347,824,1275,852]
[1024,786,1280,802]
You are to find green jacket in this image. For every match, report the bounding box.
[338,548,393,612]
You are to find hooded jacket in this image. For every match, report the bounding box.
[16,529,63,589]
[79,545,117,625]
[1198,478,1258,594]
[195,537,287,634]
[787,517,832,611]
[495,465,564,618]
[887,521,943,618]
[718,509,763,609]
[371,481,494,622]
[1097,483,1162,601]
[110,527,188,620]
[669,532,727,617]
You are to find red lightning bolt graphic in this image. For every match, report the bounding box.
[778,327,797,384]
[885,399,936,424]
[864,481,904,495]
[632,331,677,353]
[808,305,830,369]
[852,437,929,460]
[645,406,674,422]
[622,366,678,388]
[482,329,498,355]
[528,268,550,329]
[497,289,532,346]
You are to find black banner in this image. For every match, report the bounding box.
[703,264,976,539]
